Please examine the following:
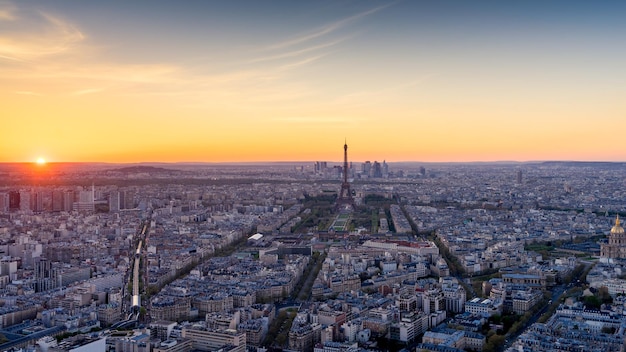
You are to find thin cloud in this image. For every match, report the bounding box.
[248,38,346,64]
[15,90,42,96]
[0,11,13,21]
[335,74,439,107]
[0,2,328,106]
[266,25,337,51]
[0,10,84,61]
[40,12,85,44]
[0,54,23,61]
[275,116,351,124]
[0,1,16,21]
[243,4,392,80]
[67,64,179,84]
[265,4,391,51]
[71,88,103,96]
[15,62,183,85]
[277,54,327,71]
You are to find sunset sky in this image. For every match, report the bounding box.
[1,0,625,163]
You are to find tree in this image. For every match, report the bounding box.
[602,326,617,334]
[490,314,501,325]
[598,286,613,304]
[483,334,505,352]
[275,333,287,346]
[359,271,371,282]
[583,295,601,310]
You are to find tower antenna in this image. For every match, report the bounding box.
[337,140,355,210]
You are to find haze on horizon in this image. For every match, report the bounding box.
[1,0,625,164]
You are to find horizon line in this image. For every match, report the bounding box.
[2,159,626,165]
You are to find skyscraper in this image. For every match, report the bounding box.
[76,189,95,212]
[0,193,8,213]
[120,190,135,209]
[109,191,121,212]
[19,190,31,212]
[32,190,44,212]
[34,258,58,292]
[362,161,372,177]
[63,190,74,212]
[52,190,64,212]
[373,161,382,178]
[8,191,20,211]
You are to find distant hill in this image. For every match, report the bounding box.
[109,165,175,173]
[539,161,626,168]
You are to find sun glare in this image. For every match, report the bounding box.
[36,157,46,165]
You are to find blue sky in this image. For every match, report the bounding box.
[2,0,625,162]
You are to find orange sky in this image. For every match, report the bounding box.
[2,1,625,163]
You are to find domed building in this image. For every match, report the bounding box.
[600,216,626,259]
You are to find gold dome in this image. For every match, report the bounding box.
[611,215,624,235]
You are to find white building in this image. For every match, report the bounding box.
[464,298,502,317]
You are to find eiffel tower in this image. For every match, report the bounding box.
[337,140,355,210]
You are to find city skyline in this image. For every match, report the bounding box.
[2,0,626,163]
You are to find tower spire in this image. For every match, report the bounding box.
[343,140,348,184]
[337,140,355,210]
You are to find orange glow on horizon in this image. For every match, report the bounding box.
[1,1,626,163]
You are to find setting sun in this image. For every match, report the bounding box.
[1,1,625,163]
[36,157,46,165]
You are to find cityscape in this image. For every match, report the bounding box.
[1,145,626,352]
[2,1,626,352]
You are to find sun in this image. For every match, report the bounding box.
[36,157,46,165]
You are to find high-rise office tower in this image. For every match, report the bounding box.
[34,258,58,292]
[373,161,382,178]
[63,190,74,212]
[76,189,94,212]
[32,191,44,212]
[19,190,31,212]
[109,191,120,212]
[79,190,93,203]
[9,191,20,210]
[0,193,8,213]
[52,190,64,212]
[35,258,52,280]
[362,161,372,176]
[123,190,135,209]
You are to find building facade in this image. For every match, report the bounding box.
[600,216,626,259]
